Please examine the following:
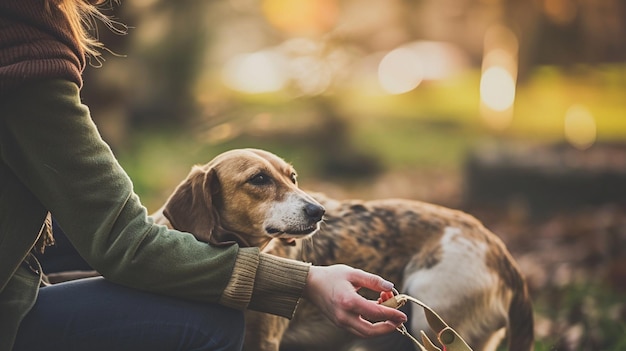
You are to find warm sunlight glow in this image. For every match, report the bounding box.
[405,41,469,80]
[378,48,424,94]
[480,66,516,112]
[289,55,333,96]
[480,105,514,132]
[564,105,596,150]
[262,0,338,35]
[222,51,288,93]
[483,25,519,59]
[202,123,237,144]
[483,49,517,74]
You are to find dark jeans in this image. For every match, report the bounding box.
[13,277,245,351]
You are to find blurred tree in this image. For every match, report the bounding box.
[126,0,212,126]
[503,0,626,79]
[82,0,213,144]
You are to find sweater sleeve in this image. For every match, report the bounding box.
[0,79,309,317]
[221,250,310,318]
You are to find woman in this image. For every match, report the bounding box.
[0,0,406,350]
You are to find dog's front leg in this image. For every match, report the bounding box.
[244,311,290,351]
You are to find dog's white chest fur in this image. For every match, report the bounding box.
[403,226,511,351]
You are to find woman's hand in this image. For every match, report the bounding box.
[303,264,407,338]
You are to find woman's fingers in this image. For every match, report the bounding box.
[304,265,407,338]
[346,268,395,292]
[340,311,403,338]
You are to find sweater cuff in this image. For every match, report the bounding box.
[219,248,259,310]
[248,252,310,319]
[219,248,311,319]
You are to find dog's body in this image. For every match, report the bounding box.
[266,194,533,351]
[153,148,534,351]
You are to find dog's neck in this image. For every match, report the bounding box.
[152,208,293,250]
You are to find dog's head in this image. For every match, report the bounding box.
[161,148,325,249]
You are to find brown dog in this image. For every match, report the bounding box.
[153,148,534,351]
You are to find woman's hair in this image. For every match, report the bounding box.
[50,0,126,61]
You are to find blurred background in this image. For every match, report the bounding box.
[85,0,626,349]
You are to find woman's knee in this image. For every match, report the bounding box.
[192,305,245,351]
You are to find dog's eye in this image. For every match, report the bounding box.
[290,172,297,184]
[249,173,271,186]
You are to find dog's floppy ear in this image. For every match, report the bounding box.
[163,166,220,243]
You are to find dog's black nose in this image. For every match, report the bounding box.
[304,202,325,222]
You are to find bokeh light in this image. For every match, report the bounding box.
[407,41,469,81]
[378,47,424,94]
[261,0,338,35]
[376,41,468,95]
[480,66,516,112]
[222,51,288,93]
[480,24,519,131]
[564,104,597,150]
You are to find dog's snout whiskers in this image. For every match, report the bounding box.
[301,234,318,263]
